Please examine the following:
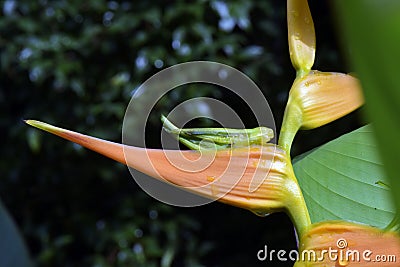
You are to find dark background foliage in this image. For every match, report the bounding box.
[1,0,361,266]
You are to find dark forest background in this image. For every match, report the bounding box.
[1,1,362,266]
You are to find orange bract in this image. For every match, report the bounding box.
[279,71,364,153]
[291,71,364,129]
[25,120,296,215]
[295,221,400,266]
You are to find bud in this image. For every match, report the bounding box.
[279,71,364,152]
[287,0,316,76]
[295,221,400,266]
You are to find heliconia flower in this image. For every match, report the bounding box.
[279,71,364,152]
[25,120,311,234]
[294,221,400,267]
[287,0,316,77]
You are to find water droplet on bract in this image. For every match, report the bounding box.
[338,258,349,266]
[254,211,270,217]
[211,184,219,196]
[304,17,311,25]
[206,175,216,182]
[251,161,259,168]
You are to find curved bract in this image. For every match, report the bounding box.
[295,221,400,267]
[25,120,310,234]
[279,71,364,153]
[292,72,363,130]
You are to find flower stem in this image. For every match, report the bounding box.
[278,97,302,155]
[284,169,311,237]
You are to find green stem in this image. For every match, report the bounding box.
[284,173,311,237]
[278,99,302,155]
[296,68,309,79]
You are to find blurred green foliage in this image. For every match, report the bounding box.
[1,0,358,266]
[335,0,400,228]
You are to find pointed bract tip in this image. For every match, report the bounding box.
[24,119,44,128]
[25,119,47,128]
[24,120,63,135]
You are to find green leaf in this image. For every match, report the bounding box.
[334,0,400,227]
[0,199,32,267]
[293,125,395,228]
